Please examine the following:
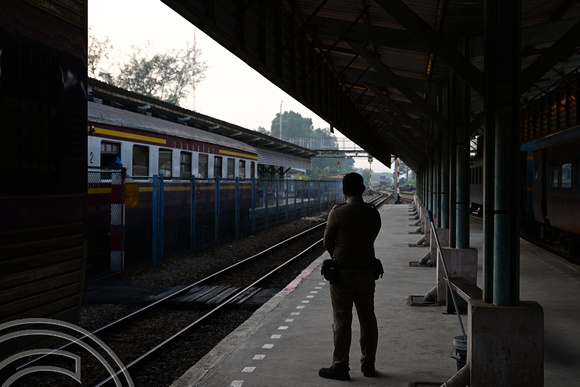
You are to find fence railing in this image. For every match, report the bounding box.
[87,170,342,274]
[287,137,365,151]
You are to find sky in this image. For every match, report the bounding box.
[88,0,391,172]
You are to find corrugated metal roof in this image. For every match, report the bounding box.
[162,0,580,170]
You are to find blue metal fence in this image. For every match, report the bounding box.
[148,177,342,266]
[89,171,342,272]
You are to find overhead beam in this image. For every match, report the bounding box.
[380,110,430,155]
[307,15,429,54]
[521,20,580,92]
[374,0,484,95]
[347,40,450,135]
[311,15,580,62]
[361,112,425,167]
[366,83,436,146]
[341,67,437,94]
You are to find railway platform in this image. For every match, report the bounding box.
[171,202,580,386]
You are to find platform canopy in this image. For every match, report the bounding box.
[161,0,579,172]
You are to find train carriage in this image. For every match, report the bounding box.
[87,101,258,274]
[531,125,580,255]
[469,125,580,261]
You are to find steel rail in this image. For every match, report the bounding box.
[96,193,389,385]
[96,238,325,386]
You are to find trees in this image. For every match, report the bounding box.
[271,110,314,140]
[116,41,206,105]
[88,26,114,83]
[270,110,356,178]
[88,28,206,107]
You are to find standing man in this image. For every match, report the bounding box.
[319,172,382,381]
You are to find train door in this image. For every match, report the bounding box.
[532,148,547,224]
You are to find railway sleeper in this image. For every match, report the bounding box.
[168,285,278,309]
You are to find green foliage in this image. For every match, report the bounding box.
[271,110,314,139]
[88,28,207,107]
[269,110,357,178]
[88,26,114,83]
[256,126,269,135]
[308,158,355,178]
[115,41,206,105]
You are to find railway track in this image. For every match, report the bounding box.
[19,194,389,386]
[95,225,326,384]
[380,189,414,203]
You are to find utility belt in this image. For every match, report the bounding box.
[321,258,384,282]
[339,261,374,270]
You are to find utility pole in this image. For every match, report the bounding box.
[395,157,402,203]
[368,156,373,191]
[279,101,283,139]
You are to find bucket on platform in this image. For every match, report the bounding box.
[451,335,467,371]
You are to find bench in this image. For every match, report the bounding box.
[444,276,483,314]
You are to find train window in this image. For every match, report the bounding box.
[133,145,149,177]
[214,156,222,178]
[239,160,246,179]
[549,168,559,189]
[198,154,208,178]
[227,158,235,179]
[561,161,572,189]
[251,162,256,178]
[159,149,172,179]
[101,142,121,168]
[180,151,192,179]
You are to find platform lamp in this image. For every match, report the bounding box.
[395,157,402,203]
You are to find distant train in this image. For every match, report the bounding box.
[379,176,388,189]
[470,125,580,262]
[87,101,259,274]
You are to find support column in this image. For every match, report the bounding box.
[469,300,543,386]
[452,38,471,250]
[440,136,449,230]
[468,2,544,386]
[438,38,477,303]
[484,0,520,306]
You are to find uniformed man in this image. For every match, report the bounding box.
[319,172,382,381]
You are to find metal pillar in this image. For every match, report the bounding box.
[440,136,449,229]
[487,0,521,306]
[483,6,496,303]
[439,83,450,230]
[451,38,471,249]
[429,158,433,221]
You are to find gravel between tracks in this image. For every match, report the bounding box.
[74,212,329,386]
[80,212,328,328]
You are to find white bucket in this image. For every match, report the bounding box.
[452,335,467,371]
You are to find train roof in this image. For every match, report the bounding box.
[533,124,580,150]
[88,79,316,159]
[88,100,257,155]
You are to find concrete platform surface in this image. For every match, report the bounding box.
[172,203,580,387]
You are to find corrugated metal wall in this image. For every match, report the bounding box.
[257,148,312,171]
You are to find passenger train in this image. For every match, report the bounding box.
[88,101,258,181]
[470,125,580,263]
[87,101,259,274]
